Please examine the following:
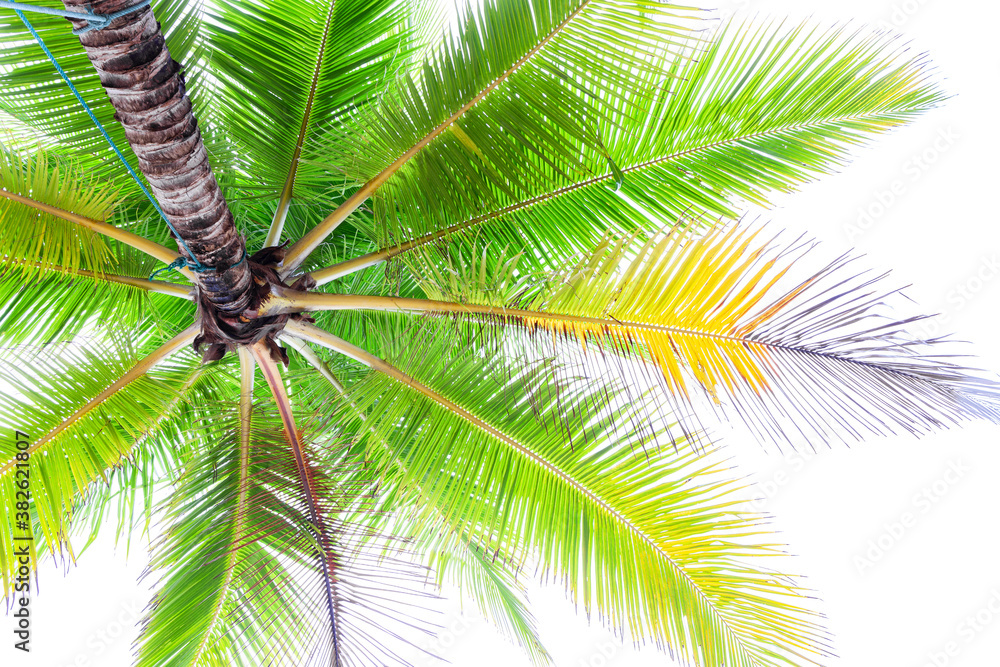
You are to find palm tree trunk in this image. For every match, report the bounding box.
[62,0,253,317]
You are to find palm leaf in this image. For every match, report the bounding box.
[281,222,1000,445]
[286,319,831,667]
[305,19,943,285]
[399,509,551,665]
[202,0,414,210]
[0,326,198,598]
[285,336,551,664]
[244,341,437,666]
[0,250,192,346]
[280,0,704,274]
[68,364,213,556]
[0,145,193,279]
[135,349,265,667]
[0,147,120,276]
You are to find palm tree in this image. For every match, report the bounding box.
[1,0,997,665]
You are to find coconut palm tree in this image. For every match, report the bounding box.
[1,0,997,665]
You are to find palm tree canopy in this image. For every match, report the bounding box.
[0,0,997,666]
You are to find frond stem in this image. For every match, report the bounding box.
[278,0,591,277]
[270,291,950,391]
[263,0,339,248]
[304,109,922,286]
[1,257,192,298]
[249,341,342,663]
[0,325,198,478]
[0,188,193,280]
[188,348,254,666]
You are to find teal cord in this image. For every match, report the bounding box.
[148,251,249,282]
[1,0,151,35]
[13,7,214,278]
[148,257,187,281]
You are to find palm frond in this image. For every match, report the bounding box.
[280,0,705,274]
[0,230,195,345]
[247,341,437,666]
[403,511,551,665]
[68,363,214,556]
[0,246,193,346]
[1,258,190,297]
[285,336,551,664]
[0,326,197,598]
[0,146,191,276]
[285,319,831,667]
[203,0,414,212]
[135,349,256,667]
[0,147,120,276]
[285,222,1000,445]
[305,19,943,285]
[0,268,158,346]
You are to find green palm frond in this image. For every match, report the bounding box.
[280,0,705,274]
[0,267,149,345]
[250,341,439,666]
[69,364,215,556]
[0,249,193,346]
[319,0,702,181]
[307,19,942,284]
[288,320,831,667]
[155,0,210,100]
[0,147,120,277]
[0,109,56,153]
[139,381,437,666]
[136,349,273,667]
[137,409,303,667]
[202,0,414,207]
[284,336,551,664]
[0,328,199,597]
[403,511,551,665]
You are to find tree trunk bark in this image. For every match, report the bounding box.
[62,0,253,317]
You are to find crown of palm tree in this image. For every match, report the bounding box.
[0,0,996,665]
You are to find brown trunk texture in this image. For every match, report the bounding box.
[63,0,253,317]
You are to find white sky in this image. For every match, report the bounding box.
[4,0,1000,665]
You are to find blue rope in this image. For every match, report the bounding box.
[13,7,214,278]
[148,250,248,281]
[148,256,187,281]
[1,0,151,35]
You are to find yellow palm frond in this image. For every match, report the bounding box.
[283,223,1000,446]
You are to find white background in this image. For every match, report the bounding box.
[4,0,1000,665]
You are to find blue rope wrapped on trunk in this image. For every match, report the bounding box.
[3,1,235,279]
[0,0,151,34]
